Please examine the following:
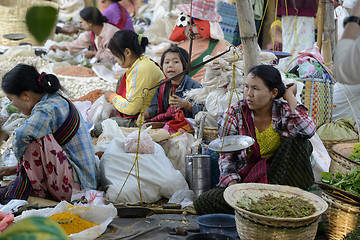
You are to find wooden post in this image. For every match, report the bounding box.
[235,0,261,75]
[317,0,325,51]
[323,0,336,57]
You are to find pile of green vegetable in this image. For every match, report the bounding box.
[321,167,360,197]
[236,194,316,218]
[349,143,360,163]
[343,226,360,240]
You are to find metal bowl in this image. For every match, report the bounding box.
[208,135,254,153]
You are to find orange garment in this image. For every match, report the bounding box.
[178,35,227,83]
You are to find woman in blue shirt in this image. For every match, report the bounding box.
[0,64,98,203]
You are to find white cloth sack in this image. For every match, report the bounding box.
[14,201,117,240]
[100,137,189,204]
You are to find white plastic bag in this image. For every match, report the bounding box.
[14,201,117,240]
[124,127,155,154]
[309,133,331,182]
[100,137,189,204]
[87,95,115,124]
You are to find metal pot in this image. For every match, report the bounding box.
[185,154,211,197]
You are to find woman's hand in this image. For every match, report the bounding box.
[283,83,297,100]
[283,83,297,114]
[0,166,17,179]
[169,95,189,111]
[102,91,113,102]
[227,179,238,187]
[84,50,96,59]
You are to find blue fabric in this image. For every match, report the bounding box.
[13,93,98,190]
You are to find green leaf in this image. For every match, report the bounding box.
[321,172,332,182]
[26,6,58,44]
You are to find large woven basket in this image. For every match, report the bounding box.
[329,143,360,174]
[0,0,59,46]
[320,136,358,155]
[321,191,360,240]
[296,76,334,128]
[224,183,328,240]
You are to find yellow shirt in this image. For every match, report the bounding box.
[255,124,282,159]
[109,56,165,116]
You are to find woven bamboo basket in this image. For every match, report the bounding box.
[320,136,358,156]
[321,191,360,240]
[329,143,360,174]
[202,126,218,142]
[0,0,59,46]
[224,183,328,240]
[295,76,334,128]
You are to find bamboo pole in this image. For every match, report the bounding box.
[317,0,325,51]
[235,0,261,75]
[323,0,336,57]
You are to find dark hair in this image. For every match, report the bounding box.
[108,30,149,59]
[2,64,63,96]
[248,64,286,99]
[80,7,108,25]
[160,45,189,71]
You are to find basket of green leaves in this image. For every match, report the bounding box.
[319,167,360,240]
[330,143,360,174]
[223,183,328,240]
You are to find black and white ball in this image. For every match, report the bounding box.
[176,12,191,28]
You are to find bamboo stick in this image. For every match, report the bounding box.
[317,0,325,51]
[235,0,261,75]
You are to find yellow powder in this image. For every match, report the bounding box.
[49,212,98,235]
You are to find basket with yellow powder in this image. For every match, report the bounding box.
[49,212,99,235]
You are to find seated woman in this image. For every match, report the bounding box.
[194,64,316,215]
[99,0,134,31]
[143,46,203,122]
[50,7,120,63]
[0,64,98,203]
[101,30,165,127]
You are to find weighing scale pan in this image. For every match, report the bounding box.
[208,135,255,153]
[3,33,27,41]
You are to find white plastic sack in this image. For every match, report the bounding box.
[93,119,126,153]
[14,201,117,240]
[205,89,243,122]
[100,137,189,204]
[73,100,91,123]
[87,95,116,124]
[124,127,155,154]
[159,133,196,176]
[309,133,331,182]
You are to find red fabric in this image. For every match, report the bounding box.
[239,101,268,184]
[170,19,211,42]
[163,110,193,134]
[116,73,138,119]
[116,3,128,29]
[91,32,98,52]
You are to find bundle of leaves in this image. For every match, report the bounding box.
[349,143,360,162]
[321,167,360,196]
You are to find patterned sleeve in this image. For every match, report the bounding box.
[13,109,53,160]
[217,104,242,187]
[280,103,316,139]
